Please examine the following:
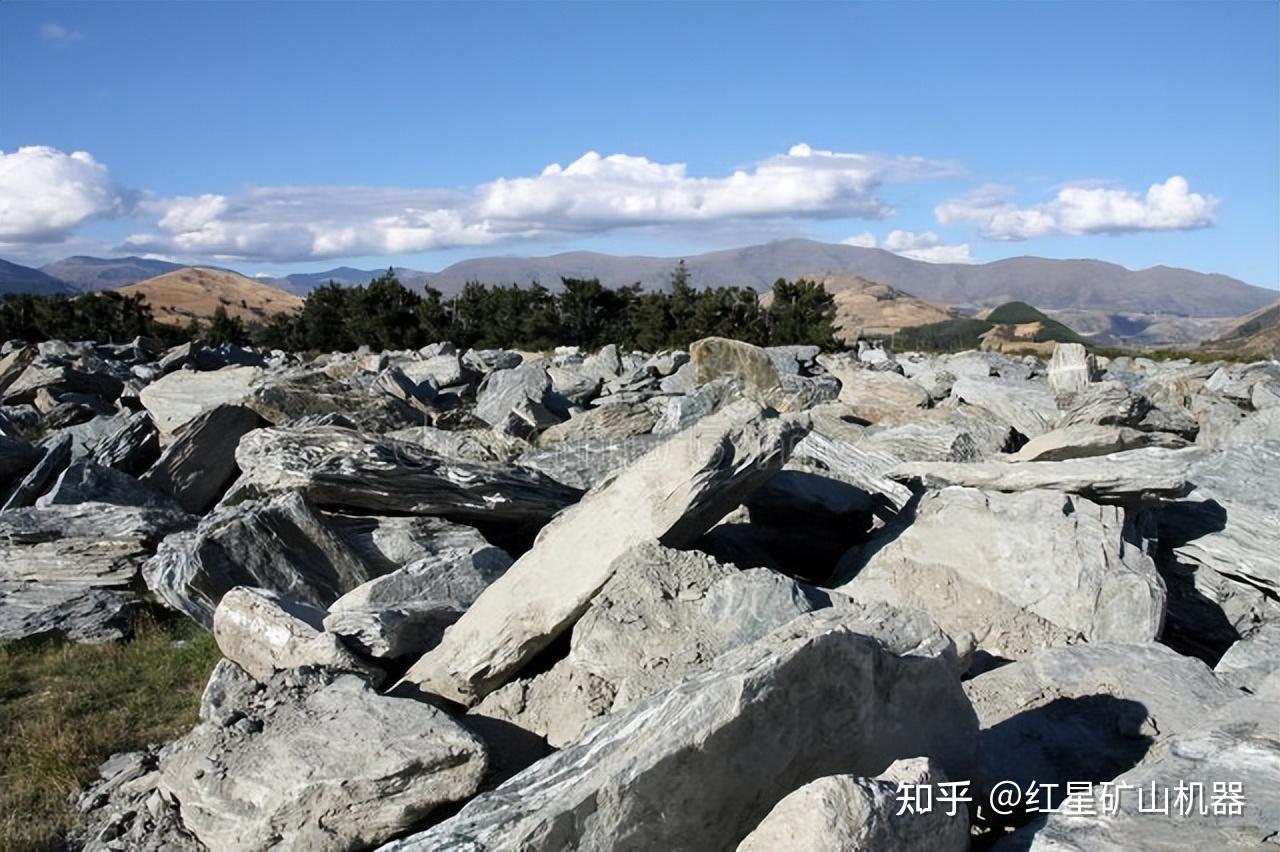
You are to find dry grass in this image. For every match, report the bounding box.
[118,267,304,325]
[0,612,219,851]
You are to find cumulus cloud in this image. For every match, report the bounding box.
[838,229,975,264]
[124,144,957,262]
[40,22,82,46]
[0,146,130,244]
[840,231,877,248]
[935,177,1218,240]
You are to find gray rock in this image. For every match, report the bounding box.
[1055,380,1152,429]
[384,425,528,464]
[91,410,160,475]
[965,643,1240,808]
[142,492,387,627]
[212,587,381,683]
[951,375,1059,438]
[1047,342,1097,397]
[1160,441,1280,596]
[229,425,582,524]
[2,432,72,509]
[860,406,1018,462]
[1214,621,1280,692]
[159,670,488,851]
[547,365,602,406]
[0,433,41,481]
[832,367,931,422]
[399,401,807,705]
[140,404,265,513]
[387,610,978,852]
[463,348,522,374]
[138,365,261,434]
[889,446,1201,503]
[765,344,820,376]
[837,488,1165,658]
[36,459,174,509]
[0,344,35,395]
[199,658,261,726]
[652,377,735,435]
[737,758,969,852]
[536,402,656,446]
[788,429,913,513]
[1010,423,1189,461]
[0,584,136,643]
[2,364,123,407]
[518,434,664,491]
[474,361,565,436]
[1001,683,1280,851]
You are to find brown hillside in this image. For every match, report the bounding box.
[118,268,304,326]
[816,274,954,343]
[1200,300,1280,359]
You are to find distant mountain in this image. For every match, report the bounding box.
[897,300,1088,354]
[0,258,72,297]
[427,239,1276,318]
[119,268,304,326]
[40,256,187,292]
[277,266,434,296]
[1200,301,1280,359]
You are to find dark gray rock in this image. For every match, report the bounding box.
[141,404,265,513]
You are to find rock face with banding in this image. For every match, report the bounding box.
[399,400,807,705]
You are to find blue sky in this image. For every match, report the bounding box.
[1,1,1277,290]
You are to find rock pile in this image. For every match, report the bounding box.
[1,334,1275,850]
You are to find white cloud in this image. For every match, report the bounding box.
[841,231,877,248]
[0,146,130,244]
[124,144,958,262]
[40,22,82,46]
[936,176,1218,240]
[839,229,975,264]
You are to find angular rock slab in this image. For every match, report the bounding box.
[1000,683,1280,851]
[229,425,582,524]
[838,488,1166,658]
[0,584,136,643]
[965,643,1240,801]
[951,375,1059,438]
[889,446,1202,504]
[737,757,969,852]
[159,671,487,852]
[1214,621,1280,692]
[386,610,979,852]
[143,492,384,627]
[689,336,785,408]
[141,404,265,513]
[832,367,931,423]
[138,365,261,434]
[400,401,806,705]
[1009,424,1188,462]
[1161,440,1280,596]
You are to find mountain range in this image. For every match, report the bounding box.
[2,239,1276,326]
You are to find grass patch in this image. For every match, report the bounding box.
[0,611,219,851]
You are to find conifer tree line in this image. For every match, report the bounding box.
[1,262,841,353]
[259,261,839,352]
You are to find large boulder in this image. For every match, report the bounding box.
[1046,342,1096,397]
[2,432,72,509]
[999,680,1280,851]
[90,410,160,475]
[143,492,383,626]
[399,401,807,705]
[388,610,979,851]
[837,487,1166,658]
[951,375,1059,438]
[1010,424,1188,462]
[689,336,785,407]
[832,367,931,423]
[139,366,261,434]
[965,643,1240,811]
[228,425,582,524]
[140,404,265,513]
[474,361,565,437]
[737,758,969,852]
[889,446,1200,504]
[158,670,488,851]
[2,364,123,407]
[35,459,174,509]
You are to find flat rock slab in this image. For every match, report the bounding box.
[139,366,262,434]
[950,375,1059,438]
[141,404,265,513]
[1010,424,1188,462]
[399,401,806,705]
[837,487,1166,658]
[889,446,1203,503]
[0,584,136,643]
[159,671,487,852]
[386,610,978,852]
[229,425,582,524]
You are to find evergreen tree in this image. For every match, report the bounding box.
[767,278,838,347]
